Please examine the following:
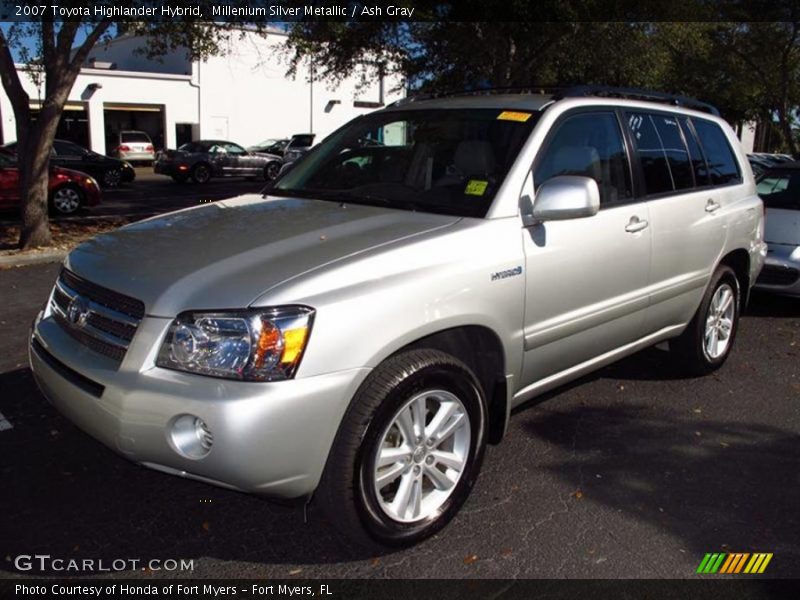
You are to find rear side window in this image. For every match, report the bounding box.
[628,112,696,194]
[757,172,800,210]
[627,113,674,195]
[679,117,711,187]
[535,112,633,206]
[692,119,742,185]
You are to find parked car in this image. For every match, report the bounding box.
[154,140,282,183]
[281,133,316,165]
[29,88,766,549]
[754,163,800,296]
[0,148,101,215]
[3,139,135,188]
[248,138,289,156]
[111,130,155,163]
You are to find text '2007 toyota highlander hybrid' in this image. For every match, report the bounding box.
[29,87,766,548]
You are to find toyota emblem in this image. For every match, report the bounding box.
[66,295,90,327]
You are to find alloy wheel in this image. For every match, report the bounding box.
[372,389,471,524]
[704,282,735,359]
[52,187,81,214]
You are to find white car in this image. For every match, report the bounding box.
[755,164,800,295]
[113,130,155,164]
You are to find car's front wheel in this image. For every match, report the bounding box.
[316,349,487,548]
[102,168,122,188]
[50,185,84,215]
[191,163,211,184]
[265,162,281,180]
[669,265,741,375]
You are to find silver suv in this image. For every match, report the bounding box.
[30,88,766,548]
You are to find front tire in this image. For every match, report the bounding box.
[102,168,122,188]
[49,185,84,215]
[316,349,487,548]
[265,161,281,180]
[669,265,741,375]
[191,163,211,184]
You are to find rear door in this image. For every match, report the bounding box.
[626,111,730,333]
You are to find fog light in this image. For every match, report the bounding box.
[170,414,213,459]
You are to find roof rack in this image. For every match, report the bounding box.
[555,86,720,116]
[391,85,720,116]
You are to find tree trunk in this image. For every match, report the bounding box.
[16,103,64,249]
[777,105,798,155]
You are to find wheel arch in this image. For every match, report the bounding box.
[718,248,751,306]
[394,325,510,445]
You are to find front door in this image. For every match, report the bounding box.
[519,110,652,388]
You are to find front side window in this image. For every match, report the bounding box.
[535,112,632,205]
[273,108,539,217]
[692,119,742,185]
[223,143,247,155]
[757,172,800,210]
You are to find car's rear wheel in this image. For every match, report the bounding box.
[50,185,84,215]
[102,168,122,188]
[669,265,741,375]
[265,162,281,180]
[316,349,487,548]
[191,163,211,184]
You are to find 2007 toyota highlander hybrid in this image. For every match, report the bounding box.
[30,87,767,547]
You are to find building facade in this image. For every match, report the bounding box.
[0,28,404,155]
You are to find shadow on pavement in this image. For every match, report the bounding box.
[0,367,383,576]
[521,403,800,577]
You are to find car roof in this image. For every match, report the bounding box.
[385,93,555,112]
[763,161,800,171]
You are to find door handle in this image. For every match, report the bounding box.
[625,216,649,233]
[705,199,721,213]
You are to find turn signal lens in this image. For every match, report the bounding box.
[281,327,309,365]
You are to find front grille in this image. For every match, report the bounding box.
[757,264,800,287]
[50,268,145,363]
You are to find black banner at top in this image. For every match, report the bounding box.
[1,0,800,22]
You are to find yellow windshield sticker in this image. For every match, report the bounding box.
[497,110,532,122]
[465,180,489,196]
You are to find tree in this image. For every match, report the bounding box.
[0,4,266,249]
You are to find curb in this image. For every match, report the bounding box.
[0,250,66,268]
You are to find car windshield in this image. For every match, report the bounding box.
[757,171,800,210]
[272,108,539,217]
[121,132,151,143]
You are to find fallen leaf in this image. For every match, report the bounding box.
[694,431,702,437]
[289,568,302,575]
[501,548,513,557]
[202,521,210,532]
[571,490,584,499]
[72,545,79,552]
[370,558,380,566]
[463,554,478,565]
[693,408,702,414]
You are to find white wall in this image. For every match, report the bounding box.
[196,30,403,146]
[0,30,404,152]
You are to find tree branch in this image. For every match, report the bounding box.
[0,28,30,115]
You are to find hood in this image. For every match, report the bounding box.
[65,195,459,317]
[765,206,800,246]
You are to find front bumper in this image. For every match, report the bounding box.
[153,162,187,177]
[29,309,370,499]
[754,244,800,297]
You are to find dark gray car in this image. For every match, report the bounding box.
[154,140,282,184]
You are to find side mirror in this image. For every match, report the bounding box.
[527,175,600,224]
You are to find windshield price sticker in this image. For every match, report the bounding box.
[465,180,489,196]
[497,111,532,122]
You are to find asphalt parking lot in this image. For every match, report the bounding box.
[0,258,798,579]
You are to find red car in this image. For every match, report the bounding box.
[0,148,101,215]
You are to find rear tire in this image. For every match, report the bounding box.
[316,349,487,549]
[191,163,211,184]
[669,265,741,375]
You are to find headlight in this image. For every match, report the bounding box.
[156,306,314,381]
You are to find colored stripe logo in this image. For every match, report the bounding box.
[697,553,773,574]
